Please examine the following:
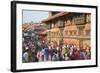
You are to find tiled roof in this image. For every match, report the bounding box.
[42,12,68,23]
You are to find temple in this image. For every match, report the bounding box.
[42,12,91,48]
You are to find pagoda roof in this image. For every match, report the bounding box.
[42,12,69,23]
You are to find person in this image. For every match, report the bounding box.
[65,53,69,60]
[51,45,58,61]
[55,52,60,61]
[80,47,86,60]
[49,46,53,61]
[52,53,58,61]
[44,46,49,61]
[48,46,52,61]
[22,46,29,63]
[31,47,38,62]
[85,47,91,59]
[61,44,67,60]
[71,47,80,60]
[37,50,42,62]
[68,45,74,60]
[41,48,45,61]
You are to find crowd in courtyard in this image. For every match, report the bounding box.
[22,38,91,63]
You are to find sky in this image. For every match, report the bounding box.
[23,10,49,24]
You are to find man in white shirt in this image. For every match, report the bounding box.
[23,47,29,62]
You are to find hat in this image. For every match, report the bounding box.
[25,47,29,50]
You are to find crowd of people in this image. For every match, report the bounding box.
[22,39,91,63]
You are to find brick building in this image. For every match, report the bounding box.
[42,12,91,49]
